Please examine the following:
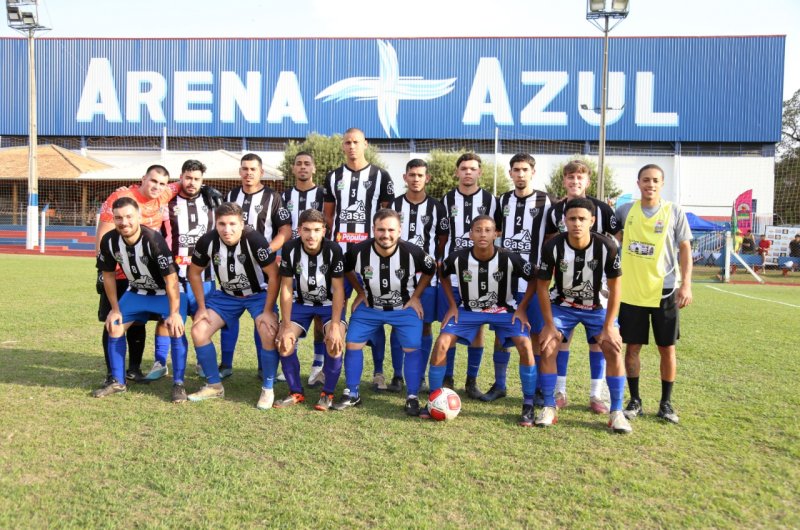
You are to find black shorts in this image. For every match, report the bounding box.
[97,277,130,321]
[619,289,680,347]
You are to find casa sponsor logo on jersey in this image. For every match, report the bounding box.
[503,229,531,253]
[223,274,251,291]
[339,200,366,223]
[178,225,206,246]
[563,280,595,302]
[376,290,402,307]
[131,276,161,291]
[304,285,329,303]
[454,236,473,250]
[467,291,498,310]
[410,234,425,248]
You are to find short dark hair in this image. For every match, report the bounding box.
[181,159,207,174]
[638,164,664,180]
[509,153,536,169]
[215,202,244,219]
[145,164,169,177]
[373,208,401,224]
[456,152,481,169]
[564,197,595,215]
[471,215,496,229]
[112,196,139,211]
[241,153,263,166]
[294,151,315,164]
[344,127,366,138]
[405,158,428,172]
[299,208,326,227]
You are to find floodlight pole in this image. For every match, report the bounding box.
[26,27,38,249]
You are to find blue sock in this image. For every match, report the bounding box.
[254,329,264,371]
[312,341,325,368]
[534,355,542,391]
[556,350,570,377]
[280,350,303,394]
[220,320,237,367]
[540,373,557,407]
[493,349,510,389]
[322,355,343,394]
[403,349,422,397]
[429,364,446,392]
[155,335,169,366]
[607,375,626,412]
[390,329,404,378]
[370,328,385,374]
[466,347,483,378]
[196,343,220,384]
[445,347,456,378]
[170,336,187,384]
[259,348,279,389]
[344,348,364,397]
[181,334,188,354]
[519,363,537,405]
[589,350,606,380]
[108,336,126,383]
[419,335,433,383]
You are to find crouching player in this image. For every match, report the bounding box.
[536,198,631,433]
[93,197,188,401]
[274,209,347,410]
[186,202,280,409]
[425,215,538,426]
[332,209,436,415]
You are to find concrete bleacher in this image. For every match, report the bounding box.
[0,225,96,253]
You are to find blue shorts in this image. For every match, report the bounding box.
[343,274,364,299]
[288,304,346,337]
[205,290,272,329]
[551,305,617,343]
[515,291,545,334]
[347,305,422,349]
[436,283,462,322]
[443,309,529,348]
[118,291,188,325]
[184,280,216,316]
[420,285,437,324]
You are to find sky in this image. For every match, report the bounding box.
[1,0,798,100]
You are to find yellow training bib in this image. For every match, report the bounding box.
[621,201,672,307]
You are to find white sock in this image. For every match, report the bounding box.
[590,378,603,398]
[556,376,567,394]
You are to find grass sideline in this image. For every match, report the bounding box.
[1,254,799,528]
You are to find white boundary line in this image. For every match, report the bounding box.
[704,285,800,308]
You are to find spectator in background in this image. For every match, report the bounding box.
[757,235,772,269]
[740,231,756,254]
[790,234,800,258]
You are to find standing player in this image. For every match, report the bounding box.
[323,128,395,390]
[615,164,693,424]
[282,151,328,386]
[536,198,630,432]
[93,197,187,402]
[543,159,620,413]
[186,202,280,409]
[274,209,347,409]
[332,209,436,415]
[440,153,501,398]
[425,215,537,425]
[387,159,449,393]
[221,153,291,377]
[483,153,554,403]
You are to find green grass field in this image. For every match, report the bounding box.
[1,255,799,528]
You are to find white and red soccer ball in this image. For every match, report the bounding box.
[428,388,462,421]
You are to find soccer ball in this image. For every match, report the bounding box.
[428,388,462,421]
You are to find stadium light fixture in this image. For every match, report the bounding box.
[586,0,629,202]
[5,0,49,249]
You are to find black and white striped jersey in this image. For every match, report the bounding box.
[537,232,621,310]
[544,196,620,238]
[441,188,501,255]
[345,239,436,310]
[279,238,344,307]
[391,194,449,259]
[191,227,276,297]
[323,164,394,249]
[282,186,325,239]
[442,247,533,313]
[97,226,177,296]
[162,194,215,281]
[226,185,291,242]
[498,189,554,292]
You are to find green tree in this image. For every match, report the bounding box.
[775,88,800,224]
[279,133,384,188]
[546,155,621,200]
[424,149,510,200]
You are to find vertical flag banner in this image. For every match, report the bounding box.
[734,190,753,235]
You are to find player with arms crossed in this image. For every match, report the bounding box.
[333,209,436,415]
[186,202,281,409]
[94,197,187,402]
[536,198,630,432]
[425,215,538,426]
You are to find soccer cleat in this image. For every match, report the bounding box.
[92,380,127,398]
[657,401,680,424]
[196,364,206,379]
[404,397,421,417]
[387,376,404,393]
[372,373,388,391]
[256,388,275,410]
[273,393,305,408]
[589,396,610,414]
[188,384,225,402]
[533,388,545,407]
[418,405,432,420]
[100,374,115,388]
[442,376,455,390]
[276,371,287,383]
[218,364,233,380]
[314,392,334,411]
[126,367,146,383]
[518,404,535,427]
[464,377,483,400]
[144,361,168,382]
[480,384,507,402]
[555,392,568,409]
[332,394,363,411]
[307,365,325,387]
[608,410,633,434]
[535,406,558,427]
[171,383,188,403]
[623,398,643,420]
